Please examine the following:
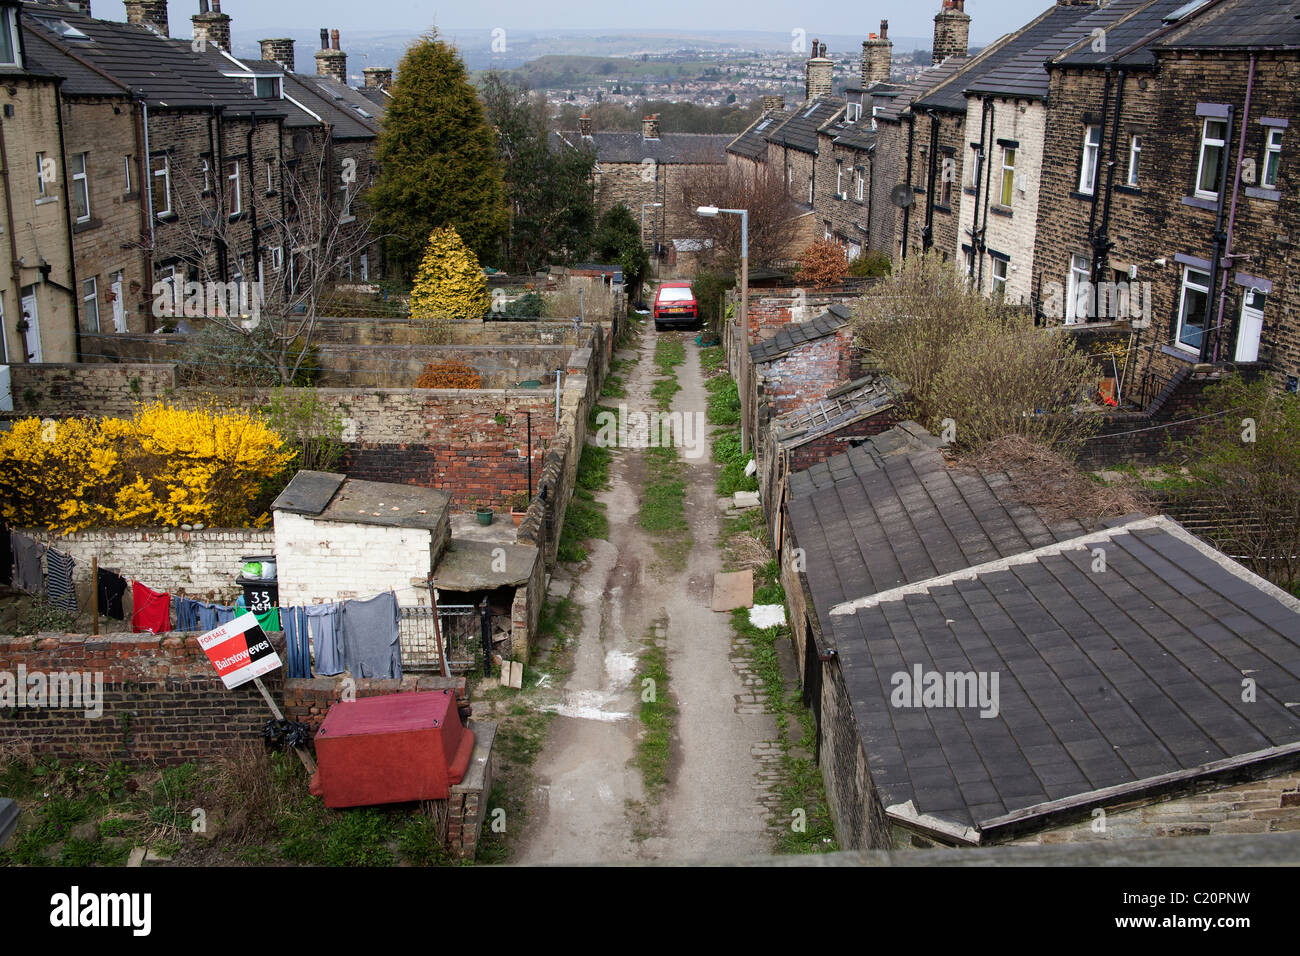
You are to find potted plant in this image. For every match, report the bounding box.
[507,491,530,526]
[473,498,493,525]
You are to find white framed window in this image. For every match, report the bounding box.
[1263,127,1283,189]
[265,159,275,193]
[35,151,48,198]
[1127,135,1142,186]
[82,276,100,333]
[1175,266,1211,353]
[808,176,813,205]
[967,144,981,189]
[0,8,21,68]
[846,102,862,123]
[360,253,369,280]
[991,257,1008,298]
[71,152,90,222]
[123,154,133,194]
[1000,146,1016,207]
[151,154,171,217]
[856,167,864,201]
[1196,119,1228,199]
[226,160,242,216]
[201,158,212,193]
[269,245,283,272]
[1066,253,1090,324]
[836,162,844,199]
[1079,125,1101,195]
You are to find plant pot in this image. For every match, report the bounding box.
[510,509,525,527]
[475,507,493,526]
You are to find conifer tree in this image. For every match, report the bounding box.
[409,226,490,342]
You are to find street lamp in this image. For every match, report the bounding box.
[641,202,663,281]
[697,204,750,452]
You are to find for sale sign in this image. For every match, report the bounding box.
[198,612,281,689]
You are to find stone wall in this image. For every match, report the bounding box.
[7,363,178,418]
[17,527,274,603]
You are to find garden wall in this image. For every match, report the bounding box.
[15,527,273,603]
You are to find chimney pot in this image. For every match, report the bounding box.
[331,29,341,51]
[320,28,329,50]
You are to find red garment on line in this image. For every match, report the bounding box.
[131,581,171,633]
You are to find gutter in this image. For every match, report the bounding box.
[1199,102,1233,364]
[1213,53,1255,363]
[53,80,80,360]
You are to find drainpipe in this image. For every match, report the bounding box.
[51,83,82,362]
[214,106,228,281]
[246,118,260,293]
[0,103,21,361]
[922,110,939,251]
[1089,68,1116,296]
[971,98,992,287]
[1215,54,1255,363]
[1200,104,1234,364]
[136,98,153,332]
[901,113,915,257]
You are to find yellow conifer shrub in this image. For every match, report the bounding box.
[0,403,294,533]
[408,225,490,343]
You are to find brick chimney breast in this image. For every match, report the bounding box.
[315,27,347,83]
[861,19,893,87]
[933,0,971,65]
[577,114,592,137]
[805,38,833,101]
[191,0,231,51]
[642,113,660,140]
[363,66,393,89]
[123,0,169,36]
[260,38,295,72]
[761,94,785,111]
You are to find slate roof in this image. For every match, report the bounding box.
[1158,0,1300,50]
[21,26,126,94]
[772,374,903,447]
[785,433,1300,841]
[281,72,383,138]
[560,131,730,165]
[964,1,1146,100]
[1053,0,1198,68]
[727,109,791,160]
[765,96,843,154]
[872,56,971,122]
[21,6,287,113]
[748,302,852,364]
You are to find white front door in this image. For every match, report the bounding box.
[20,286,41,362]
[1235,289,1265,363]
[111,271,126,332]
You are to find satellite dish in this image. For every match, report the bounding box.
[890,183,915,209]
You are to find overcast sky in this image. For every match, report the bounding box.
[99,0,1053,45]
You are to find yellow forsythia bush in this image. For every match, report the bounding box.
[409,225,490,342]
[0,403,294,533]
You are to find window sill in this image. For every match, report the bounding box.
[1115,184,1141,195]
[34,195,58,206]
[72,217,101,234]
[933,204,952,215]
[1162,343,1199,363]
[1246,186,1281,201]
[1182,195,1219,211]
[227,212,247,223]
[124,191,139,202]
[155,212,177,222]
[963,186,977,196]
[340,216,356,225]
[990,204,1013,218]
[1070,190,1095,201]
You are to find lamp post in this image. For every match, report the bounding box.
[642,202,663,281]
[697,204,750,452]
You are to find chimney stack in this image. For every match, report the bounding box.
[641,113,660,140]
[191,0,231,51]
[862,20,893,87]
[577,114,592,137]
[933,0,971,65]
[123,0,169,36]
[363,66,393,89]
[761,94,785,112]
[68,0,92,14]
[260,38,295,72]
[315,28,348,83]
[805,39,833,101]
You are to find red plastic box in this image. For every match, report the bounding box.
[309,690,475,808]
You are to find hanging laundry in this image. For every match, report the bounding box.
[306,603,345,677]
[131,581,171,633]
[174,597,203,631]
[0,524,11,587]
[342,592,402,680]
[97,567,127,620]
[234,593,280,634]
[281,606,312,679]
[45,549,77,614]
[10,531,45,595]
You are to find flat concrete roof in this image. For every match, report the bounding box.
[432,539,538,591]
[274,471,450,533]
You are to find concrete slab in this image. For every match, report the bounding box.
[449,512,519,546]
[711,568,754,612]
[433,538,539,590]
[733,491,760,509]
[749,604,786,628]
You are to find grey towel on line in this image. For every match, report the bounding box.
[305,603,346,676]
[11,531,45,595]
[342,592,402,680]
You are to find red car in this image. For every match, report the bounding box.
[653,282,699,330]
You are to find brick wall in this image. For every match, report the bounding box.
[745,292,861,342]
[18,527,273,603]
[0,631,284,765]
[756,326,857,420]
[281,673,465,728]
[272,511,447,607]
